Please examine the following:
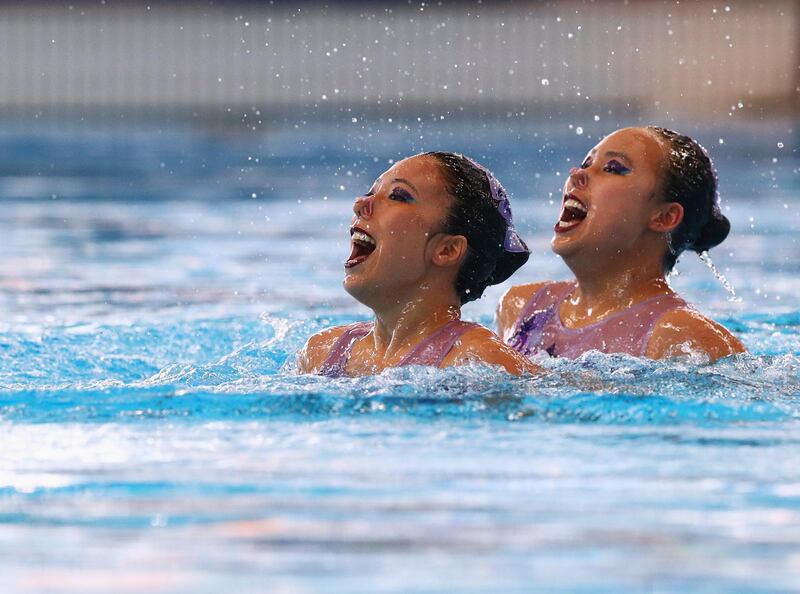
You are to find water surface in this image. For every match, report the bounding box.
[0,120,798,593]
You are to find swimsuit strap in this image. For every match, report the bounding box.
[560,291,689,357]
[514,281,576,333]
[625,293,690,356]
[399,320,480,367]
[317,322,373,378]
[318,319,479,377]
[507,282,575,356]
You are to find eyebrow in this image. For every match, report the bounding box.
[391,177,419,194]
[602,150,633,166]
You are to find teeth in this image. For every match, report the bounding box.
[564,198,587,212]
[351,230,375,245]
[558,220,579,228]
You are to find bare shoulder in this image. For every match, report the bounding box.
[646,307,746,362]
[296,325,352,374]
[496,281,550,339]
[443,324,544,376]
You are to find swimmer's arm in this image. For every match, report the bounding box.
[646,308,746,362]
[496,282,548,341]
[296,325,350,374]
[442,326,544,376]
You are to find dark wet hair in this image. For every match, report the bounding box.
[647,126,731,272]
[424,151,530,304]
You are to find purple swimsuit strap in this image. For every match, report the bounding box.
[506,282,574,356]
[317,322,372,378]
[515,281,576,332]
[317,320,478,377]
[551,291,689,332]
[548,290,689,357]
[399,320,479,367]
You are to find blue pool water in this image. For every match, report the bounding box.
[0,118,798,593]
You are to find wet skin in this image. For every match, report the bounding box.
[497,127,745,362]
[299,155,540,376]
[342,155,454,311]
[550,127,668,270]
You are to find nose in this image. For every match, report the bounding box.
[353,194,374,219]
[569,167,588,189]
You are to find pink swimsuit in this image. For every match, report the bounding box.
[507,281,688,358]
[318,320,479,377]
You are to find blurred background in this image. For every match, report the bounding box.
[0,0,797,323]
[0,0,796,121]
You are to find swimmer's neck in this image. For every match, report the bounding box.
[568,257,672,312]
[370,294,461,356]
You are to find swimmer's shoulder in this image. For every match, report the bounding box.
[296,324,355,374]
[646,306,746,362]
[496,281,556,338]
[443,324,544,376]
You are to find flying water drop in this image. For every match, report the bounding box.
[698,251,740,302]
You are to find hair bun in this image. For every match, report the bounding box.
[692,213,730,252]
[489,250,530,286]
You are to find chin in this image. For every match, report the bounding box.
[342,274,366,298]
[550,234,578,258]
[343,274,380,307]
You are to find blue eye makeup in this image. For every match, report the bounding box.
[603,159,632,175]
[389,187,416,203]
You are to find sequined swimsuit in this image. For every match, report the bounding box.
[507,281,688,358]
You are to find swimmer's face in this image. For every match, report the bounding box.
[552,127,669,267]
[343,155,455,306]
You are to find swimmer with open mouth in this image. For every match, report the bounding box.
[498,126,746,362]
[298,151,540,377]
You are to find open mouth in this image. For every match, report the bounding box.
[555,193,588,233]
[345,227,376,268]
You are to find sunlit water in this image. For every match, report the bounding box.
[0,119,798,593]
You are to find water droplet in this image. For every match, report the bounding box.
[699,251,740,301]
[541,78,550,86]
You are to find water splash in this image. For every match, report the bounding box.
[666,264,680,281]
[698,251,741,302]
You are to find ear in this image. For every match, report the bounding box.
[649,202,684,233]
[430,234,468,269]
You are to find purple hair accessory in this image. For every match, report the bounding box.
[466,157,529,254]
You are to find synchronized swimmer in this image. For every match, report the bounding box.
[498,126,745,362]
[299,126,745,377]
[298,152,539,376]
